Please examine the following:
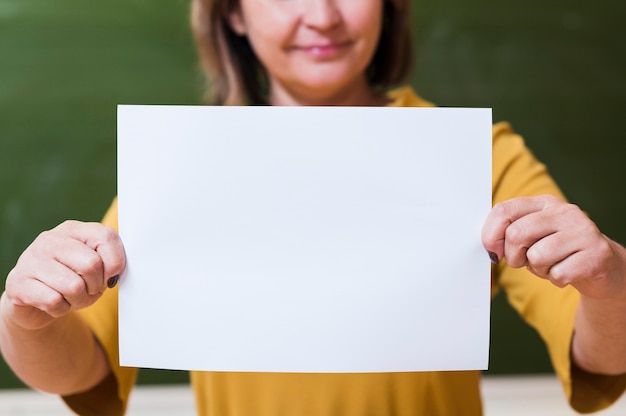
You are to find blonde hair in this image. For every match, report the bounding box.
[191,0,413,105]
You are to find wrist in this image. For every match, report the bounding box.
[0,291,56,332]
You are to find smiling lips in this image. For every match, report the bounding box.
[293,40,352,59]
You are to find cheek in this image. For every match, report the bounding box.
[345,2,384,52]
[244,17,294,65]
[246,33,289,82]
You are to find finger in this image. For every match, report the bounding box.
[51,237,106,296]
[54,220,126,284]
[10,252,104,310]
[506,202,591,270]
[545,250,597,289]
[483,194,568,264]
[502,209,559,268]
[482,195,557,261]
[524,232,576,278]
[6,277,71,319]
[26,227,107,296]
[39,260,104,309]
[548,236,617,296]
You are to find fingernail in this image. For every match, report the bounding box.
[107,275,120,289]
[488,251,499,264]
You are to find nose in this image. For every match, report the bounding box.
[301,0,341,31]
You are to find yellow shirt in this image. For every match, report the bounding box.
[71,86,626,415]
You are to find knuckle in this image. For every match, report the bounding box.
[579,219,600,238]
[79,252,104,277]
[34,228,52,242]
[25,231,62,261]
[598,238,613,258]
[43,293,71,317]
[3,283,28,307]
[100,227,126,271]
[505,222,527,246]
[30,229,55,249]
[99,224,120,245]
[525,246,547,267]
[550,268,572,287]
[492,201,513,219]
[556,202,579,216]
[5,268,23,289]
[503,245,527,268]
[66,276,87,296]
[110,255,127,274]
[589,241,613,277]
[4,271,37,302]
[541,194,561,204]
[100,225,122,248]
[55,220,78,233]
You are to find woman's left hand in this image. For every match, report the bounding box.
[481,194,626,300]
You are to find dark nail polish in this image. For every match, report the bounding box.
[107,275,120,289]
[488,251,499,264]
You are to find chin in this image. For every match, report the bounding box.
[296,86,351,103]
[296,77,358,96]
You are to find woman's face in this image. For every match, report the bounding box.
[229,0,384,105]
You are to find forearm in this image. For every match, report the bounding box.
[572,239,626,376]
[0,292,111,395]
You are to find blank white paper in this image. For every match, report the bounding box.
[117,105,492,373]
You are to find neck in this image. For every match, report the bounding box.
[268,78,389,107]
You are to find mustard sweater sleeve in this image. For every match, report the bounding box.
[492,122,626,412]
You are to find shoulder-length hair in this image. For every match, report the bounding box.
[191,0,413,105]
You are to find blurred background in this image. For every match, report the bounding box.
[0,0,625,389]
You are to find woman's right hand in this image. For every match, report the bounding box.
[1,220,126,331]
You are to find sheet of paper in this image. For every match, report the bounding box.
[117,105,492,373]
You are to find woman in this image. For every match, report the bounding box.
[2,0,626,414]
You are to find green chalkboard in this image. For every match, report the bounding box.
[411,0,626,374]
[0,0,625,389]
